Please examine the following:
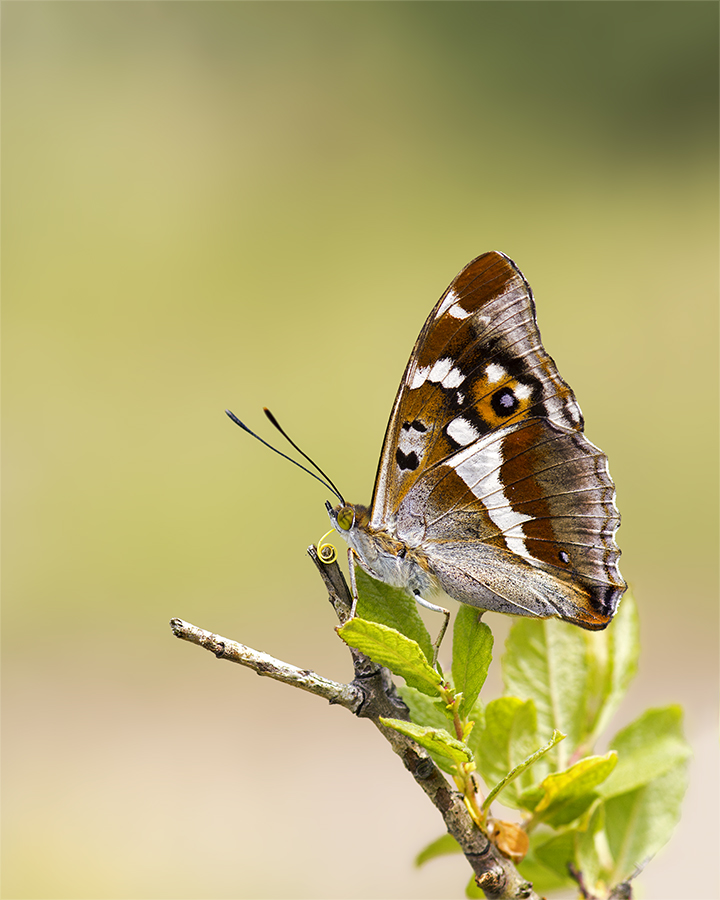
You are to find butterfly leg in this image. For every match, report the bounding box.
[348,548,360,619]
[413,591,450,666]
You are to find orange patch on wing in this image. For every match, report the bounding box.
[469,374,535,430]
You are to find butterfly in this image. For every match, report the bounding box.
[326,251,625,635]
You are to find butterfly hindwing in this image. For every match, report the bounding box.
[394,418,623,628]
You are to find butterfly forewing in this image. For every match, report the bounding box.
[370,252,583,527]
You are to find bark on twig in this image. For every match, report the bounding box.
[169,545,543,900]
[169,618,362,711]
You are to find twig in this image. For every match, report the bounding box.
[169,546,542,900]
[169,618,362,711]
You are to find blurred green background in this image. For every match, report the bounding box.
[3,3,718,898]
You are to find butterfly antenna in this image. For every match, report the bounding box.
[262,407,347,505]
[225,409,345,505]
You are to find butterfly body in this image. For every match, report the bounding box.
[329,251,625,631]
[327,502,436,597]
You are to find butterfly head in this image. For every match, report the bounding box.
[325,500,369,536]
[326,500,385,570]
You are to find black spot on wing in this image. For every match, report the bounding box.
[401,419,427,433]
[396,448,420,471]
[491,387,519,417]
[599,583,623,617]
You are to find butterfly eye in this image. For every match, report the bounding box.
[336,506,355,531]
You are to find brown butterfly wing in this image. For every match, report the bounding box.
[369,251,624,627]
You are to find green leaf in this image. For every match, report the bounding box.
[338,618,442,697]
[503,619,590,767]
[471,697,545,807]
[518,784,544,812]
[483,730,566,814]
[519,830,576,893]
[451,606,493,719]
[397,685,454,731]
[380,718,473,765]
[396,685,458,773]
[512,701,552,789]
[415,833,461,867]
[585,593,639,744]
[598,705,691,799]
[353,566,434,662]
[471,697,523,798]
[575,801,610,893]
[603,760,688,885]
[526,752,617,827]
[464,697,485,732]
[578,709,690,898]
